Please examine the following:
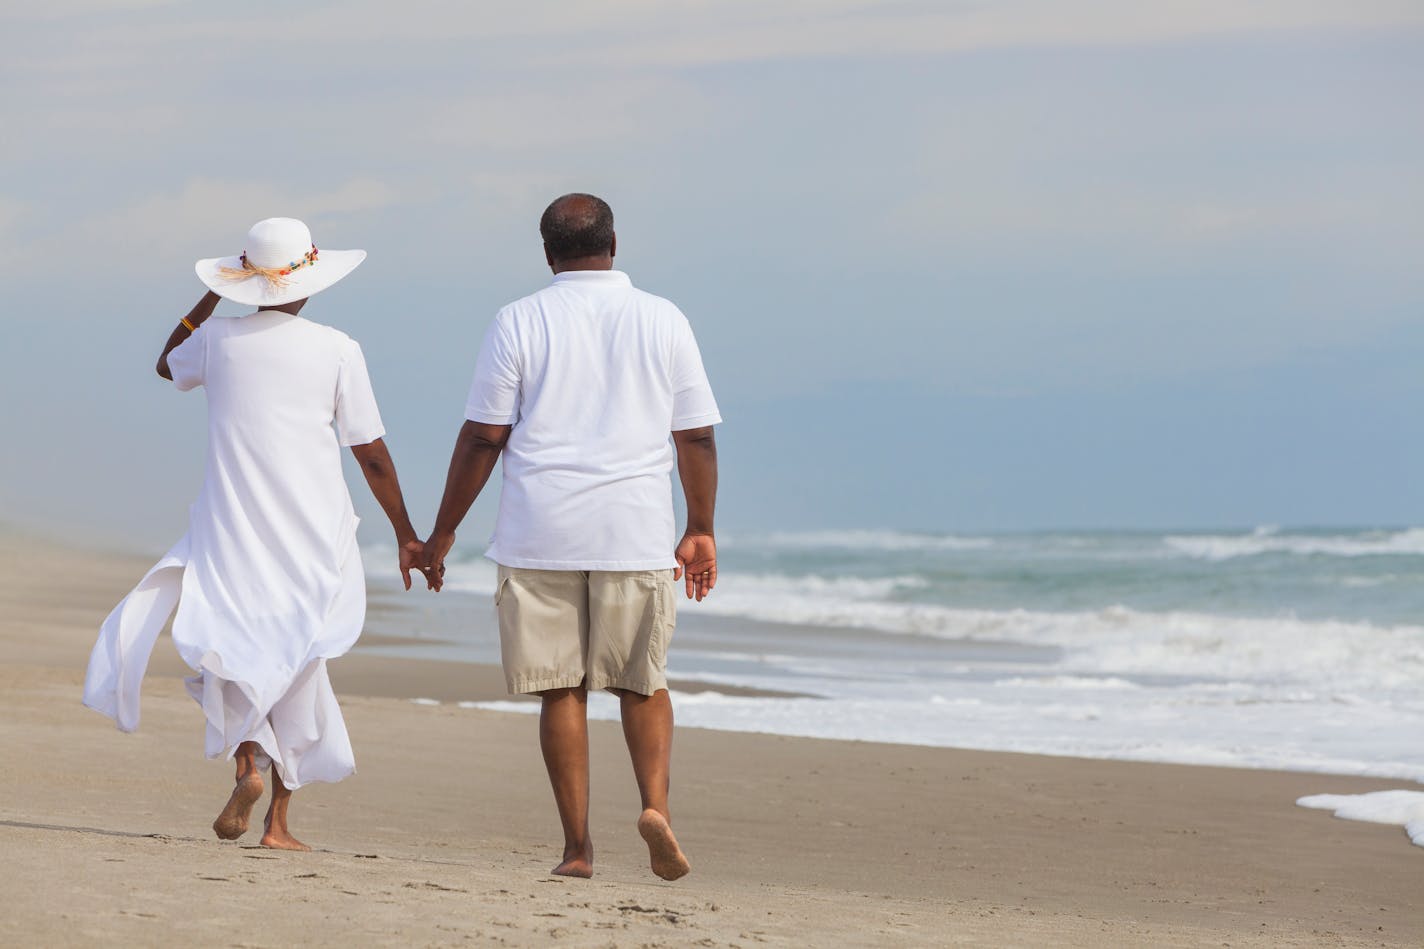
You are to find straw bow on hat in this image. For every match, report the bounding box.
[195,218,365,308]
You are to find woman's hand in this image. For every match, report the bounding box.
[398,539,424,591]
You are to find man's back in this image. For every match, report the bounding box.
[466,270,720,570]
[424,192,716,881]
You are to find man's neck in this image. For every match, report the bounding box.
[550,256,614,274]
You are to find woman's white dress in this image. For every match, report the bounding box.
[84,311,385,789]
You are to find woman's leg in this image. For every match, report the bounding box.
[260,764,311,851]
[212,740,264,840]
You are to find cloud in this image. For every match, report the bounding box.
[8,2,1422,83]
[0,0,182,20]
[106,175,398,233]
[0,177,401,280]
[523,1,1424,69]
[0,196,24,265]
[416,74,711,152]
[0,195,21,233]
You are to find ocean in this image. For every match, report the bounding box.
[363,526,1424,782]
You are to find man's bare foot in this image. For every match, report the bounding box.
[212,772,263,840]
[551,844,593,878]
[551,856,593,878]
[637,808,690,881]
[259,827,311,852]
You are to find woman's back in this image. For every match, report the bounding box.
[165,312,384,680]
[175,311,382,455]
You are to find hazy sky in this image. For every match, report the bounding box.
[2,2,1422,551]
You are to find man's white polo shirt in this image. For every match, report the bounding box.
[465,270,721,570]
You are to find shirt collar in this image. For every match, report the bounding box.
[551,269,632,288]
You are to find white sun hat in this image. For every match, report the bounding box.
[195,217,365,308]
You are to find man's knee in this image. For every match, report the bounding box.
[539,685,587,702]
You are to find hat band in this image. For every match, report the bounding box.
[216,245,319,290]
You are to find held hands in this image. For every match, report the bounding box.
[418,530,455,592]
[674,531,717,601]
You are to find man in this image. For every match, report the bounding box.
[422,193,720,881]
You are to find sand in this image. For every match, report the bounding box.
[0,533,1419,947]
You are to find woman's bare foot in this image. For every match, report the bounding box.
[259,825,312,852]
[551,843,593,878]
[212,772,263,840]
[637,808,690,881]
[258,764,310,851]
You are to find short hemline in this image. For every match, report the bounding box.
[507,674,587,695]
[507,673,668,697]
[587,675,666,697]
[671,413,722,431]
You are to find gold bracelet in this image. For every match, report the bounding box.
[180,317,197,332]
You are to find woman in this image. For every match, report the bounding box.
[84,217,423,851]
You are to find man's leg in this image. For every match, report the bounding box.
[540,685,593,877]
[212,740,264,840]
[260,765,310,851]
[618,688,690,881]
[495,566,592,876]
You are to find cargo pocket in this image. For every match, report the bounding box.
[648,572,675,667]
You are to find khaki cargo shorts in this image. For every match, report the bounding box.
[494,565,677,696]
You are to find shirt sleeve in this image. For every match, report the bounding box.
[334,338,386,447]
[166,327,206,392]
[465,312,522,424]
[670,311,721,431]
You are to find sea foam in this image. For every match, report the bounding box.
[1165,526,1424,561]
[1297,791,1424,847]
[745,529,994,551]
[684,575,1424,692]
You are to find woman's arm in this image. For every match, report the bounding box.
[349,438,424,590]
[156,291,221,379]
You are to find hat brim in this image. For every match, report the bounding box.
[195,249,366,308]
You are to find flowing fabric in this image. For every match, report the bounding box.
[83,311,384,789]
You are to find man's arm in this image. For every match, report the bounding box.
[422,420,513,591]
[156,291,221,379]
[349,438,423,590]
[672,425,718,601]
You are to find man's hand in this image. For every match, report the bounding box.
[398,539,424,591]
[422,420,511,593]
[421,530,456,592]
[674,532,717,601]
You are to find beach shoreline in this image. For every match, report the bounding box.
[1,532,1420,946]
[360,529,1424,783]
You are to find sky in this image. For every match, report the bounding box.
[2,1,1422,552]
